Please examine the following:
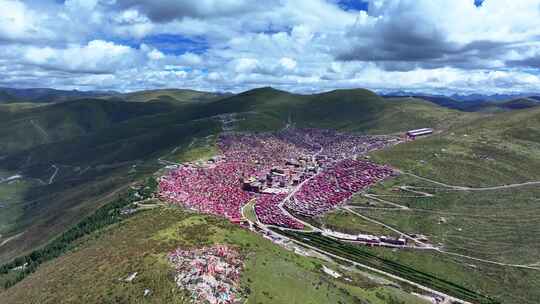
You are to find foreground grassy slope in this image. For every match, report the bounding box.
[0,103,44,113]
[1,208,429,304]
[344,183,540,303]
[366,241,540,304]
[276,229,499,304]
[297,203,540,304]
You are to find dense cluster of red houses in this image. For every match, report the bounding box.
[278,128,399,160]
[159,162,255,221]
[218,132,312,170]
[286,159,395,217]
[254,194,304,229]
[159,128,399,229]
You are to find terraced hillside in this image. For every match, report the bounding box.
[309,106,540,303]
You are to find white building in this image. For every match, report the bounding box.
[407,128,433,137]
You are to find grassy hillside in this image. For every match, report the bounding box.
[300,107,540,303]
[0,88,117,104]
[215,88,474,133]
[0,97,222,264]
[118,89,227,104]
[384,95,491,112]
[313,106,540,303]
[1,207,430,304]
[0,87,479,265]
[388,95,540,113]
[0,91,19,103]
[496,97,540,110]
[0,86,497,304]
[0,116,220,264]
[0,99,176,155]
[372,106,540,185]
[0,103,45,113]
[461,97,540,112]
[364,98,477,134]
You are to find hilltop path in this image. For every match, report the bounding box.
[400,171,540,191]
[30,120,50,142]
[346,172,540,271]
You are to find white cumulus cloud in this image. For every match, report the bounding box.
[0,0,540,94]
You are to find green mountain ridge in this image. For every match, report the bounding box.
[0,87,463,265]
[116,88,228,104]
[1,86,538,304]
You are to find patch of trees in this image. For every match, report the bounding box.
[139,176,158,198]
[1,177,158,289]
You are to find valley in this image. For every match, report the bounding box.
[0,88,538,304]
[3,1,540,303]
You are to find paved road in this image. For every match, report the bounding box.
[0,232,24,248]
[157,157,182,166]
[276,147,324,232]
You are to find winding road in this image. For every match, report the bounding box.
[48,164,59,184]
[352,172,540,271]
[400,171,540,191]
[30,120,50,142]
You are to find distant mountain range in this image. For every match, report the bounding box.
[382,91,540,111]
[1,86,539,113]
[2,86,540,304]
[0,86,460,267]
[0,87,120,104]
[382,90,540,101]
[0,87,233,104]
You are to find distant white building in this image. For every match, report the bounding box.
[407,128,433,138]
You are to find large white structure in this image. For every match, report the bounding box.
[407,128,433,137]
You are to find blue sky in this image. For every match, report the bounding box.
[336,0,369,11]
[1,0,540,94]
